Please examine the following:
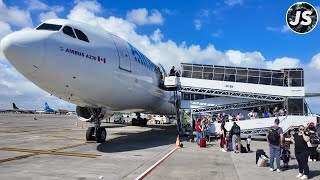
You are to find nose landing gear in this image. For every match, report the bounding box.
[86,108,107,143]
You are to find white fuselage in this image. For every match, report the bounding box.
[1,19,175,115]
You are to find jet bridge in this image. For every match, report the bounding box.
[164,63,318,138]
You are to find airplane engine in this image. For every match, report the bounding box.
[76,106,107,122]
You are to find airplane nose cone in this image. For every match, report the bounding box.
[1,31,46,75]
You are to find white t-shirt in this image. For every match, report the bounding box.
[246,138,251,145]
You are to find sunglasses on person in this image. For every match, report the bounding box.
[299,128,304,130]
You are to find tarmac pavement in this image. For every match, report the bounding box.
[0,113,319,180]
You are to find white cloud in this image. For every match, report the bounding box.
[0,62,74,110]
[281,25,290,32]
[150,28,163,43]
[266,26,278,31]
[266,25,290,33]
[0,0,33,27]
[266,57,300,69]
[225,0,243,6]
[26,0,64,13]
[212,30,222,37]
[126,8,164,25]
[309,53,320,70]
[39,11,58,22]
[0,21,12,61]
[27,0,48,11]
[194,19,202,30]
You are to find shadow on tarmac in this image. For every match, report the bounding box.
[97,125,178,153]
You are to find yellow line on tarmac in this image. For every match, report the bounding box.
[0,154,38,164]
[47,136,84,141]
[50,143,89,151]
[0,148,100,158]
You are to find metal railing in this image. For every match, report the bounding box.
[180,63,304,87]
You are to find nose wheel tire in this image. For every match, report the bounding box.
[86,127,95,141]
[95,127,107,143]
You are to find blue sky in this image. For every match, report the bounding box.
[0,0,320,112]
[6,0,320,62]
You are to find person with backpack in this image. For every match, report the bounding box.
[306,122,319,162]
[230,122,241,153]
[267,119,284,173]
[290,125,311,180]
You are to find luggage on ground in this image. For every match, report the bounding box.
[199,137,206,147]
[199,132,206,147]
[241,144,247,153]
[256,149,268,164]
[257,155,269,167]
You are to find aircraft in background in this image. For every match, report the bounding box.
[1,19,176,142]
[36,102,69,114]
[12,103,35,114]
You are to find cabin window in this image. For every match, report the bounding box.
[63,26,76,39]
[36,23,62,31]
[74,28,90,42]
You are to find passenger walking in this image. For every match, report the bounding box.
[267,119,283,173]
[195,119,202,145]
[230,122,241,153]
[290,125,310,180]
[219,121,227,152]
[306,122,319,162]
[246,135,252,152]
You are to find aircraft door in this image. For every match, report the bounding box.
[111,35,131,72]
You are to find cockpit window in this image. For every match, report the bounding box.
[62,26,76,39]
[74,29,89,43]
[36,23,62,31]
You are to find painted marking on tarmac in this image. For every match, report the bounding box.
[0,154,39,164]
[0,142,99,163]
[50,142,89,151]
[47,135,84,141]
[135,147,178,180]
[0,147,100,158]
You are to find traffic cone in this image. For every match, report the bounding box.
[176,135,182,148]
[75,121,78,127]
[80,123,84,129]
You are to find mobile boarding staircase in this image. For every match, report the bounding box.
[164,63,319,139]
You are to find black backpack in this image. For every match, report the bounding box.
[309,133,320,144]
[268,127,280,143]
[233,125,241,134]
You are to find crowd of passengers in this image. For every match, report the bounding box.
[215,106,287,123]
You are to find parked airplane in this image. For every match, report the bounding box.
[36,102,69,114]
[1,19,176,142]
[12,103,35,114]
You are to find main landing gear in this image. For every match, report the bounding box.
[86,108,107,143]
[131,113,148,126]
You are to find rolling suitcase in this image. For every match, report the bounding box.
[199,132,206,147]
